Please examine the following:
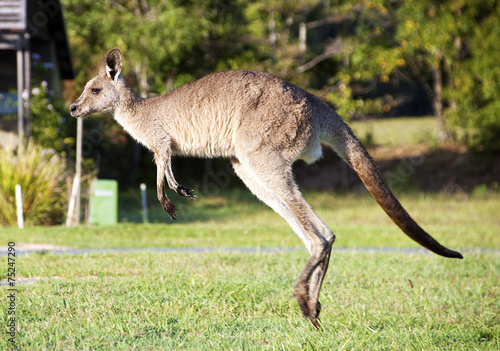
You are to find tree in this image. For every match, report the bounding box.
[60,0,500,190]
[444,0,500,150]
[393,0,469,142]
[30,81,75,156]
[319,0,500,149]
[323,1,457,132]
[64,0,211,95]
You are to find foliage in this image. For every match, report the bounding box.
[444,2,500,150]
[63,0,211,96]
[331,0,500,148]
[0,139,69,226]
[30,82,76,156]
[60,0,500,189]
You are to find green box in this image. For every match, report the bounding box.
[89,179,118,226]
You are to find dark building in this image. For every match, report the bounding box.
[0,0,74,147]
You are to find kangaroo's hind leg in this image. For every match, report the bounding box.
[231,155,335,328]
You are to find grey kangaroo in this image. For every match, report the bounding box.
[70,49,462,329]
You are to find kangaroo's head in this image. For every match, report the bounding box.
[70,49,124,118]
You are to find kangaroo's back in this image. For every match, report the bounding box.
[159,70,320,158]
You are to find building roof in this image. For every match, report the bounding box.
[0,0,74,79]
[0,0,26,32]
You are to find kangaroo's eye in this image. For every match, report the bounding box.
[91,88,102,95]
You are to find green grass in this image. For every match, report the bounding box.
[4,190,499,250]
[1,251,498,350]
[350,116,439,146]
[1,191,499,349]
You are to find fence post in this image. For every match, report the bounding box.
[140,183,148,223]
[15,184,23,229]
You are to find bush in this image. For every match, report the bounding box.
[30,81,76,156]
[0,139,69,226]
[444,12,500,151]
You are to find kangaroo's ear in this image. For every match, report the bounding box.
[100,49,122,81]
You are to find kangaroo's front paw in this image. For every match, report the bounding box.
[160,198,177,219]
[176,185,196,199]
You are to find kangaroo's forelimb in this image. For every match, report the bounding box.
[154,147,196,219]
[154,151,177,219]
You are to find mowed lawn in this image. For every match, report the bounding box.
[1,191,499,349]
[350,116,440,146]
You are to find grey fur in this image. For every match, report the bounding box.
[70,49,462,329]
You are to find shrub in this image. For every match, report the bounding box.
[29,81,76,157]
[0,139,69,226]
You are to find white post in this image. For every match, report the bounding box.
[66,175,80,227]
[17,43,24,142]
[15,184,23,229]
[66,118,83,226]
[74,118,82,225]
[140,183,148,223]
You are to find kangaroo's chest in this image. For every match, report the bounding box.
[113,112,158,150]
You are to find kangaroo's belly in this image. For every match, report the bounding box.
[171,135,235,158]
[169,112,237,158]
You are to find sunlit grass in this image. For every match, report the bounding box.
[1,189,499,349]
[1,250,498,350]
[3,190,498,251]
[350,116,439,146]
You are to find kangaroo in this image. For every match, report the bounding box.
[70,49,462,329]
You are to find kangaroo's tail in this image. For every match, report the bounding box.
[326,120,463,259]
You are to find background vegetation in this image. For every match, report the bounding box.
[0,139,68,226]
[55,0,500,189]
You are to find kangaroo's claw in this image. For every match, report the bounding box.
[294,282,323,330]
[161,198,177,219]
[177,185,196,199]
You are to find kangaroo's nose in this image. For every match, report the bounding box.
[70,104,77,114]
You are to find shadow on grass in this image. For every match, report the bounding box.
[294,145,500,193]
[119,144,499,224]
[119,186,266,224]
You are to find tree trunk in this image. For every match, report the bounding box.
[299,22,307,64]
[431,63,450,142]
[269,11,276,64]
[129,64,150,188]
[166,75,173,92]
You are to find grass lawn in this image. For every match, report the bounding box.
[350,116,440,147]
[4,190,499,250]
[2,190,499,349]
[1,249,498,350]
